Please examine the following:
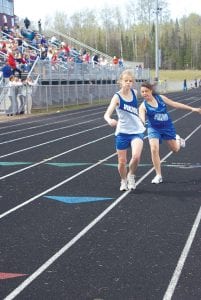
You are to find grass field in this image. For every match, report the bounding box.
[151,69,201,81]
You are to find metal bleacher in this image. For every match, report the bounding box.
[0,27,150,85]
[0,28,150,113]
[37,29,150,85]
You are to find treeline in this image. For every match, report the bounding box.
[36,0,201,69]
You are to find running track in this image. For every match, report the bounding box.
[0,89,201,300]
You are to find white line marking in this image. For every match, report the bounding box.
[162,124,201,300]
[4,191,130,300]
[163,206,201,300]
[2,114,201,299]
[0,133,114,180]
[0,116,102,144]
[0,133,113,180]
[0,110,103,138]
[0,97,198,144]
[0,152,116,220]
[0,124,107,159]
[2,146,186,300]
[0,106,105,131]
[0,109,195,180]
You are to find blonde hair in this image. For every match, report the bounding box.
[117,69,135,86]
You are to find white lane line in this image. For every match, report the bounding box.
[0,127,175,218]
[3,124,201,299]
[0,124,107,159]
[184,123,201,140]
[0,152,116,220]
[0,110,103,138]
[0,96,198,134]
[163,206,201,300]
[0,109,194,180]
[3,192,130,300]
[0,106,105,131]
[0,97,198,142]
[0,133,113,180]
[0,116,102,144]
[3,119,201,299]
[162,123,201,300]
[1,147,184,300]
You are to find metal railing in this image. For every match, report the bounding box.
[0,30,41,54]
[48,29,114,62]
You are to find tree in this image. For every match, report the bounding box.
[41,2,201,70]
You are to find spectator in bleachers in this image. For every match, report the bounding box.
[118,57,124,67]
[70,47,79,58]
[9,39,18,52]
[0,41,7,54]
[38,44,47,60]
[74,54,83,64]
[51,50,58,65]
[21,28,35,41]
[50,36,60,47]
[24,18,31,30]
[61,42,70,54]
[79,48,87,57]
[46,48,54,61]
[15,34,24,53]
[40,35,47,46]
[83,52,90,63]
[112,56,119,65]
[13,25,22,37]
[31,34,40,49]
[92,54,99,67]
[99,57,108,66]
[28,50,37,64]
[2,24,10,37]
[22,38,29,51]
[58,42,70,60]
[15,52,30,72]
[0,19,127,106]
[7,49,22,78]
[1,61,13,84]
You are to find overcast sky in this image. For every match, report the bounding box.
[14,0,201,23]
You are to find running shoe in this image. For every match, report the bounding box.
[180,138,186,148]
[120,179,128,191]
[127,173,136,190]
[151,175,163,184]
[176,134,186,148]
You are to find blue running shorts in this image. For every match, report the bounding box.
[115,133,144,150]
[147,126,176,143]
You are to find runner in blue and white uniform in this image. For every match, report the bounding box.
[104,70,146,191]
[139,82,201,184]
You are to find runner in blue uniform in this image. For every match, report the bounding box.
[139,82,201,184]
[104,70,146,191]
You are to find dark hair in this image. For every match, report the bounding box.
[140,82,157,95]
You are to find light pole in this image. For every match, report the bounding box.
[155,0,160,81]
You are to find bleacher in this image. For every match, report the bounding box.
[0,25,150,83]
[0,24,150,114]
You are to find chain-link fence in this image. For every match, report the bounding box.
[0,82,120,114]
[32,83,119,110]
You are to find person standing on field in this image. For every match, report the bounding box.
[183,79,187,91]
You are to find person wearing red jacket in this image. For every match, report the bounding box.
[7,51,22,78]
